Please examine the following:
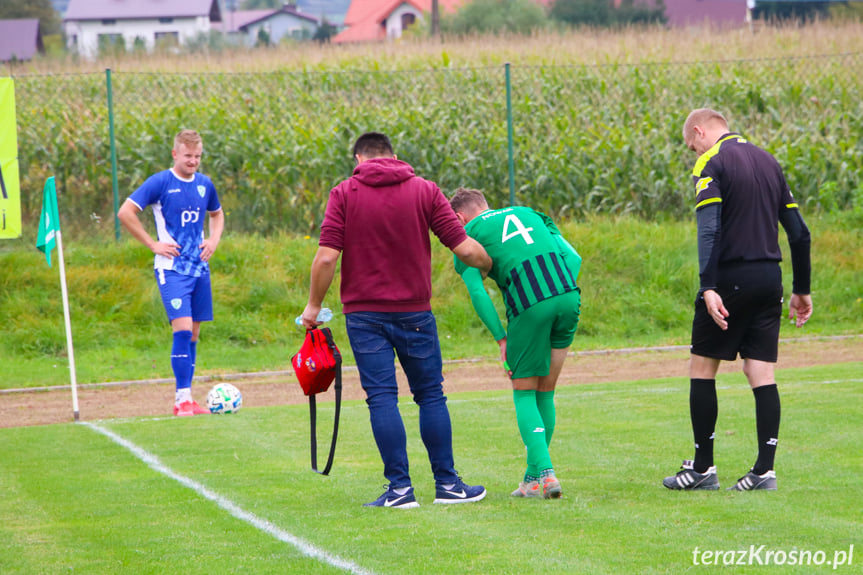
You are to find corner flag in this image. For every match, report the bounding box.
[35,175,80,421]
[36,177,60,266]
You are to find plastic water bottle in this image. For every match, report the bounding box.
[295,307,333,326]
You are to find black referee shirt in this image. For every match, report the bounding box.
[692,133,799,264]
[691,133,811,294]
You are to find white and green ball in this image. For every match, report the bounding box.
[206,383,243,414]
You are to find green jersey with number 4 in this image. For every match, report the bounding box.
[454,206,581,320]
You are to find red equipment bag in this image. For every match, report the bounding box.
[293,327,340,396]
[291,327,342,475]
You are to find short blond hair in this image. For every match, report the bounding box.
[173,129,202,151]
[682,108,728,141]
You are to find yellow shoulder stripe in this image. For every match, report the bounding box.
[695,197,722,210]
[786,203,798,209]
[692,135,743,178]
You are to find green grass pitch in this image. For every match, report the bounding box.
[2,362,860,574]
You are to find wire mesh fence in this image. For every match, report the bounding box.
[11,51,863,238]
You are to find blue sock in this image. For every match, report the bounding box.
[190,340,198,379]
[171,330,193,399]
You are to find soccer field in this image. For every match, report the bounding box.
[2,362,860,574]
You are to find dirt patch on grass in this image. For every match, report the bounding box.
[2,337,860,428]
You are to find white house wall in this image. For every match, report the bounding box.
[65,17,211,58]
[385,4,422,39]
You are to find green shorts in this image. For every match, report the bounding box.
[507,289,581,379]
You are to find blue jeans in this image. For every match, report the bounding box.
[345,311,458,489]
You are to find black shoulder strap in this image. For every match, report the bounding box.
[309,327,342,476]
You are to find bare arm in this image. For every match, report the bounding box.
[199,209,224,262]
[117,199,179,258]
[452,237,492,276]
[301,246,341,329]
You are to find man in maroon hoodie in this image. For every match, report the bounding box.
[301,132,492,508]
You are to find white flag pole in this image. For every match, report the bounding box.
[54,229,79,421]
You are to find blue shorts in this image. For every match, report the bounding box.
[155,269,213,323]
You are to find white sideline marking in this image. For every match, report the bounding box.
[81,421,377,575]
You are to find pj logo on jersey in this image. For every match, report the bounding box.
[181,209,200,226]
[197,185,206,198]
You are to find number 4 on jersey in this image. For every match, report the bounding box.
[502,213,535,245]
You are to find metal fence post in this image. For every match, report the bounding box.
[106,68,120,241]
[505,62,515,207]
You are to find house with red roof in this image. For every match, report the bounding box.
[333,0,752,43]
[63,0,222,59]
[0,19,44,62]
[333,0,464,43]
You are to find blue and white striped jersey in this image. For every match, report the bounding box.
[128,169,221,277]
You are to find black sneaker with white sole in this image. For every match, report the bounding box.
[727,469,777,491]
[363,485,420,508]
[433,478,487,504]
[662,460,720,490]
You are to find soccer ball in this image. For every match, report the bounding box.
[206,383,243,414]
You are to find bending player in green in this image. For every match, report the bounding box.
[450,188,582,499]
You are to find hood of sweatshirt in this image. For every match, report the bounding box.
[352,158,415,188]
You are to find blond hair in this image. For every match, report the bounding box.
[173,129,202,151]
[682,108,728,141]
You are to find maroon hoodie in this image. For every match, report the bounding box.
[319,158,467,313]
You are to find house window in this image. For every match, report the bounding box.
[291,28,312,40]
[401,13,416,30]
[159,18,174,24]
[98,34,125,56]
[155,32,180,49]
[98,34,123,45]
[101,19,116,25]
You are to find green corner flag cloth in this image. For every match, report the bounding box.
[36,176,59,266]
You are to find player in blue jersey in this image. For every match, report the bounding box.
[118,130,225,416]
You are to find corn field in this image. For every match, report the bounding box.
[10,46,863,237]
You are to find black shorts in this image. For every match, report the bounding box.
[690,261,783,362]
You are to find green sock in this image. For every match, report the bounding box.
[513,390,553,479]
[536,390,556,448]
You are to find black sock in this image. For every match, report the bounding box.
[752,384,780,475]
[690,378,717,473]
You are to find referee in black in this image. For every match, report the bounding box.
[663,108,813,492]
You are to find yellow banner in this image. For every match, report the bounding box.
[0,77,22,239]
